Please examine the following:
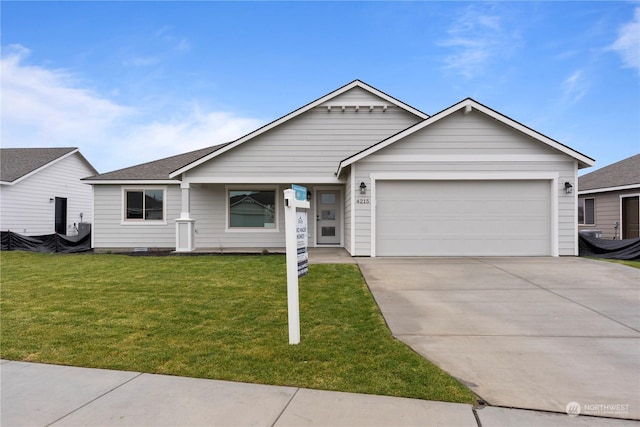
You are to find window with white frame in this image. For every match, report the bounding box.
[124,189,164,221]
[228,189,276,229]
[578,197,595,225]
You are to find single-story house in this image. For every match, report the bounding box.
[1,147,97,236]
[84,80,594,256]
[578,154,639,240]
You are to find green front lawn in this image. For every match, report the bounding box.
[0,251,475,404]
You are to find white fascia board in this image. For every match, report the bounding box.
[169,80,429,179]
[183,176,343,185]
[337,98,595,176]
[369,171,560,181]
[8,148,80,185]
[83,180,181,185]
[578,184,640,195]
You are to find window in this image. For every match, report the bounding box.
[228,189,276,229]
[578,197,595,225]
[125,189,164,221]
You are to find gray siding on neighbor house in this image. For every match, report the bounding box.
[0,153,95,236]
[352,110,579,256]
[93,184,181,249]
[183,88,422,183]
[579,189,640,239]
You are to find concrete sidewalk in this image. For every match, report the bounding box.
[2,360,637,427]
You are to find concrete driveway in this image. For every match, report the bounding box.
[356,257,640,420]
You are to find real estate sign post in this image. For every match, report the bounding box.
[284,185,310,345]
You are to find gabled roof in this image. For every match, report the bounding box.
[578,153,640,194]
[0,147,97,185]
[83,144,228,183]
[168,80,429,179]
[336,98,595,176]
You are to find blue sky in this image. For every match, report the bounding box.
[2,1,639,175]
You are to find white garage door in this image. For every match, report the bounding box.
[376,180,551,256]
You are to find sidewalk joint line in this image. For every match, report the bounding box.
[270,387,300,427]
[45,372,144,427]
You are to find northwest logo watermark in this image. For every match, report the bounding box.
[566,401,630,417]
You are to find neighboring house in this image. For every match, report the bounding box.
[578,154,640,240]
[84,80,594,256]
[0,147,97,236]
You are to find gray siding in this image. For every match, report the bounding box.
[184,88,422,182]
[93,185,181,249]
[0,153,94,236]
[353,111,579,256]
[579,189,640,239]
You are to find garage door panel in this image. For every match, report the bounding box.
[376,180,551,256]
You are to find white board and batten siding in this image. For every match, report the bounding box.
[182,87,422,184]
[92,185,181,250]
[352,109,579,256]
[0,152,95,236]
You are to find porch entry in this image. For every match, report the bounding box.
[316,190,340,245]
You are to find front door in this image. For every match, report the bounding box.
[54,197,67,235]
[317,190,340,245]
[622,196,639,239]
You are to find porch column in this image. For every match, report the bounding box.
[175,182,195,252]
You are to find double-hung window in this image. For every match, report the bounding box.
[228,189,277,229]
[578,197,595,225]
[124,189,165,222]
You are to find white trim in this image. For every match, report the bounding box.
[169,80,429,179]
[337,99,594,176]
[3,149,80,186]
[573,163,579,255]
[370,171,560,181]
[620,193,640,239]
[359,154,571,163]
[551,178,559,257]
[120,186,168,225]
[225,185,280,233]
[350,164,356,255]
[85,180,181,185]
[183,176,343,185]
[578,184,640,195]
[369,171,560,257]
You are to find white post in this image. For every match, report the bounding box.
[176,183,195,252]
[283,189,300,344]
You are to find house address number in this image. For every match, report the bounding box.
[356,198,370,204]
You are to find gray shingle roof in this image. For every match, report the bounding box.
[0,147,79,183]
[85,144,229,181]
[579,153,640,191]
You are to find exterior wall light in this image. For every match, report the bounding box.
[359,182,367,194]
[564,182,573,194]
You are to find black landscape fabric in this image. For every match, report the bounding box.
[579,234,640,260]
[1,231,91,253]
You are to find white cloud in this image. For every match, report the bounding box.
[0,45,263,173]
[610,7,640,73]
[563,69,588,103]
[438,5,518,79]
